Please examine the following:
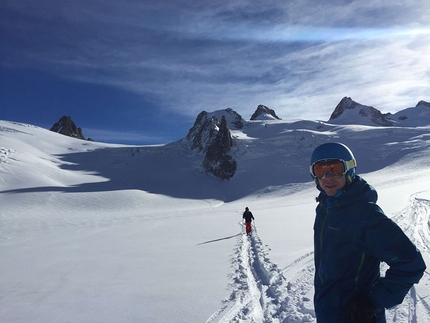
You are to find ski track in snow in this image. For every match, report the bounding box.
[0,147,14,164]
[209,194,430,323]
[387,194,430,323]
[392,194,430,254]
[207,223,315,323]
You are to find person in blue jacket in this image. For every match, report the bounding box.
[310,142,426,323]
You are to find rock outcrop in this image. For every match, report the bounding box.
[186,112,219,153]
[186,108,242,179]
[50,116,89,140]
[202,116,236,180]
[186,108,244,153]
[329,97,394,126]
[250,105,281,120]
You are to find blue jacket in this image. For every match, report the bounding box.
[313,176,426,322]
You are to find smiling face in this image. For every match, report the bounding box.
[318,173,347,196]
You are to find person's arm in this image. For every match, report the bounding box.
[363,205,426,310]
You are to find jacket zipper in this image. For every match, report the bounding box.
[318,207,329,283]
[354,252,366,285]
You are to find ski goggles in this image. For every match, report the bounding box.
[310,159,356,179]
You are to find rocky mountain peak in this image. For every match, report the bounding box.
[186,108,242,179]
[202,116,236,180]
[416,100,430,108]
[186,108,244,153]
[250,105,281,120]
[50,116,88,140]
[329,97,394,126]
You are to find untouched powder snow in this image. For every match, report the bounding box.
[1,119,430,323]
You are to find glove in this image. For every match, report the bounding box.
[346,294,377,323]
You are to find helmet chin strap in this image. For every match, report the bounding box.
[346,168,355,184]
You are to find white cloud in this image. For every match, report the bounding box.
[2,0,430,123]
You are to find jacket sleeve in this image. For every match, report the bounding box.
[363,204,426,310]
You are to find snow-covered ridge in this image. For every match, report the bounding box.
[2,117,430,199]
[1,117,430,323]
[329,97,430,126]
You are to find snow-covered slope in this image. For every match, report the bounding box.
[1,118,430,323]
[328,97,393,126]
[391,100,430,126]
[328,97,430,127]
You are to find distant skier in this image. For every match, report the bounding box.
[242,207,254,236]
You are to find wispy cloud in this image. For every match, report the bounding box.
[2,0,430,126]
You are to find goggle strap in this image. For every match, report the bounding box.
[345,159,356,171]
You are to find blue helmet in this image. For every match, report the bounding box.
[310,142,357,184]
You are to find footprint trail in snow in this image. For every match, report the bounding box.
[208,193,430,323]
[207,224,315,323]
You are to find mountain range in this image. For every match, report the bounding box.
[1,99,430,322]
[329,97,430,126]
[47,97,430,180]
[185,97,430,179]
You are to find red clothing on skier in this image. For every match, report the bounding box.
[242,207,254,235]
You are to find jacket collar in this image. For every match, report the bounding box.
[316,175,378,207]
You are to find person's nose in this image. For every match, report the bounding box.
[323,171,336,179]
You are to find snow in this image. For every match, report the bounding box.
[1,118,430,323]
[391,103,430,126]
[205,109,245,130]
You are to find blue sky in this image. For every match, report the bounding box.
[1,0,429,144]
